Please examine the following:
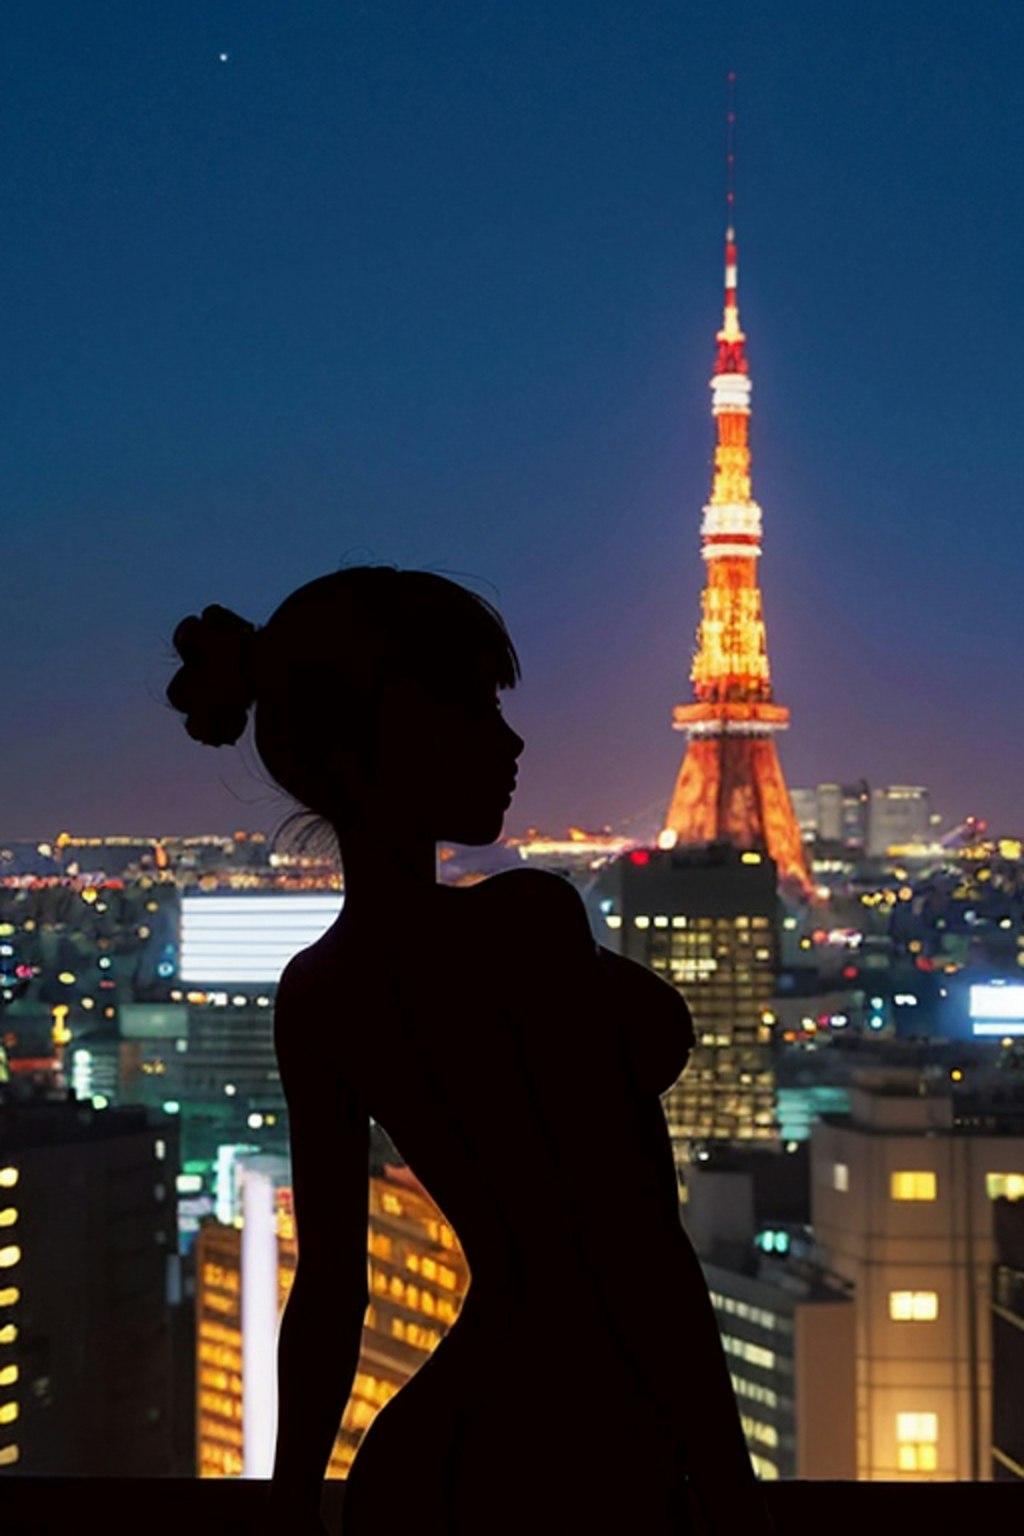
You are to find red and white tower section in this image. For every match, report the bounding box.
[663,224,811,894]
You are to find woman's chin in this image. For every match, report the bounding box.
[440,810,507,848]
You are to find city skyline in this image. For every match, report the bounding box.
[4,5,1023,840]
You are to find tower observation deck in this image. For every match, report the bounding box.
[663,166,810,895]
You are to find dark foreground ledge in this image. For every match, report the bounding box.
[2,1478,1021,1533]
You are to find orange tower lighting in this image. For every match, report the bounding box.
[663,86,811,896]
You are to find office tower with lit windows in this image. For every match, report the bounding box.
[119,892,342,1168]
[195,1158,469,1481]
[811,1068,1024,1480]
[684,1155,856,1480]
[0,1091,182,1475]
[592,843,780,1177]
[868,787,932,857]
[662,158,809,895]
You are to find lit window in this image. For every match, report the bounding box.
[0,1289,19,1308]
[891,1171,937,1201]
[986,1173,1024,1201]
[634,916,650,930]
[0,1211,16,1229]
[0,1443,18,1466]
[0,1249,20,1271]
[721,1334,775,1370]
[889,1291,939,1321]
[0,1366,16,1387]
[154,1139,167,1161]
[896,1411,937,1471]
[740,1414,778,1448]
[0,1325,16,1345]
[0,1402,18,1426]
[0,1171,17,1190]
[833,1163,849,1193]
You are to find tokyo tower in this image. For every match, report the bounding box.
[663,101,810,895]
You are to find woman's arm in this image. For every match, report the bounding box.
[268,958,370,1529]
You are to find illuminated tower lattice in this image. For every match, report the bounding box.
[663,198,810,896]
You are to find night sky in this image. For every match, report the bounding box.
[3,2,1022,842]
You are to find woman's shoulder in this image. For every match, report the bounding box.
[469,868,594,943]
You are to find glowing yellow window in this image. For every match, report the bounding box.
[0,1249,20,1271]
[0,1289,20,1308]
[0,1325,16,1345]
[889,1291,939,1321]
[0,1210,18,1229]
[0,1170,17,1190]
[0,1366,16,1387]
[896,1412,937,1471]
[891,1171,937,1201]
[0,1402,18,1426]
[0,1443,18,1466]
[986,1173,1024,1201]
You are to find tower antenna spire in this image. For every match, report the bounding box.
[663,77,811,895]
[726,71,737,235]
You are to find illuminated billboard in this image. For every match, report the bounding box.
[969,983,1024,1037]
[180,894,342,985]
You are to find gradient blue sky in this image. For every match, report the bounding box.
[3,2,1022,841]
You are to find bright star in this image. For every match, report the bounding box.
[219,52,230,63]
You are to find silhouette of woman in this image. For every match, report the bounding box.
[168,567,769,1535]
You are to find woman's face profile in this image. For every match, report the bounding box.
[364,649,524,847]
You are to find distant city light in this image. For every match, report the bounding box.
[970,984,1024,1024]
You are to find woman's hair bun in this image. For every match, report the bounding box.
[167,604,258,746]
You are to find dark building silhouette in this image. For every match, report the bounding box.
[0,1089,184,1475]
[992,1196,1024,1480]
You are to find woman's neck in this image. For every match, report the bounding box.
[331,819,439,919]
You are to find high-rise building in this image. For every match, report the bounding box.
[684,1157,856,1480]
[811,1068,1024,1479]
[991,1197,1024,1480]
[0,1090,183,1475]
[868,787,932,857]
[591,843,779,1178]
[816,781,871,853]
[662,173,809,895]
[195,1160,469,1481]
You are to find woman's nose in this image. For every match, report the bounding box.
[505,721,525,758]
